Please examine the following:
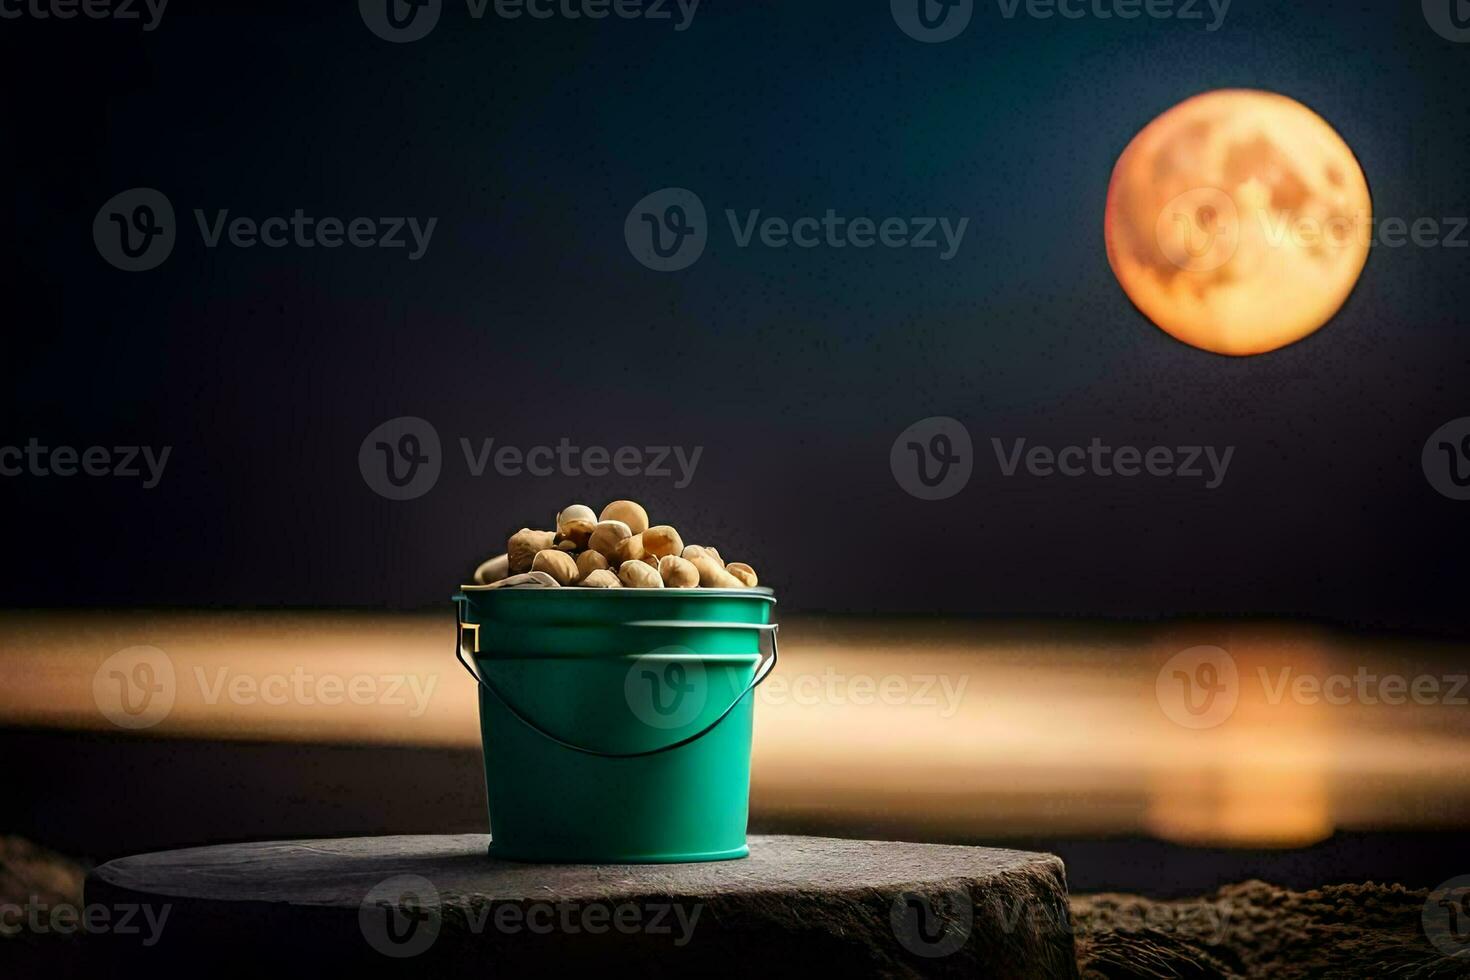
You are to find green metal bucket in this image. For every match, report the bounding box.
[453,585,778,863]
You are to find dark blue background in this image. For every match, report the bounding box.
[2,2,1467,628]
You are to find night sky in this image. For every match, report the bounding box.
[2,2,1467,630]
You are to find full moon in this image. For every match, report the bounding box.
[1104,89,1371,356]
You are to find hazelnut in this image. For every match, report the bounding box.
[531,549,579,586]
[579,569,621,588]
[508,529,556,574]
[643,525,684,559]
[575,550,609,579]
[615,533,646,565]
[588,520,632,560]
[618,560,663,588]
[600,500,649,536]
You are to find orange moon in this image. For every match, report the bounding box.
[1104,89,1371,356]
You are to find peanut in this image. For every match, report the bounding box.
[531,549,579,586]
[579,569,621,588]
[658,555,699,588]
[600,500,649,536]
[618,560,663,589]
[690,554,743,588]
[588,519,632,560]
[681,544,724,567]
[508,529,556,574]
[726,562,758,588]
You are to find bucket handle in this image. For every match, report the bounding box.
[452,612,779,760]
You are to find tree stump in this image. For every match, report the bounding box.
[85,834,1079,978]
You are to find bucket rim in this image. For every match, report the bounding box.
[457,585,775,600]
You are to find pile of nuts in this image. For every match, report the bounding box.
[471,500,759,590]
